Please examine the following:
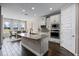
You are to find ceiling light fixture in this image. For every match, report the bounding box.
[32,7,35,10]
[50,8,53,11]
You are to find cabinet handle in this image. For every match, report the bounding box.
[72,35,75,37]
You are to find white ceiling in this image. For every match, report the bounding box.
[0,3,72,20]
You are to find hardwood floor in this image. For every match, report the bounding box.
[0,37,74,56]
[47,42,74,56]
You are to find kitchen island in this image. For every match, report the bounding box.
[18,32,49,56]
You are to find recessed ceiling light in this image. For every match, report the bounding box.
[22,9,26,12]
[32,7,35,10]
[50,8,53,11]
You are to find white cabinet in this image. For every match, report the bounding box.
[46,18,51,30]
[61,4,76,55]
[50,14,60,24]
[21,32,49,56]
[49,14,60,42]
[40,17,46,25]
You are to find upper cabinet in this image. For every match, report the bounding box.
[40,17,46,25]
[50,14,60,24]
[46,18,51,30]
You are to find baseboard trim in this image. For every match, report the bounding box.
[61,46,75,56]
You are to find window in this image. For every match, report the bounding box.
[4,22,11,29]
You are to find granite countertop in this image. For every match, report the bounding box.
[18,32,48,40]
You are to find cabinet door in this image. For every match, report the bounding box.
[46,18,51,30]
[41,17,46,25]
[50,14,60,24]
[61,4,76,54]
